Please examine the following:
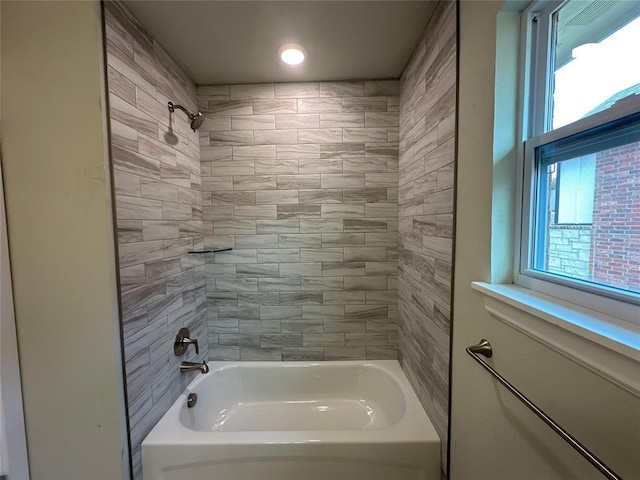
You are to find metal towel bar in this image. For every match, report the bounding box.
[466,339,623,480]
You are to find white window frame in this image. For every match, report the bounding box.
[514,0,640,323]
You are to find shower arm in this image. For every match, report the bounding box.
[168,101,196,120]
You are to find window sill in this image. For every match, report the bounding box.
[471,282,640,397]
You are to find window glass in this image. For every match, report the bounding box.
[532,115,640,294]
[551,3,640,130]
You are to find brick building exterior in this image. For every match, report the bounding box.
[591,142,640,292]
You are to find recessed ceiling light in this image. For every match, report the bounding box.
[278,44,307,65]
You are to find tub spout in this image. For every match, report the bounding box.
[180,361,209,374]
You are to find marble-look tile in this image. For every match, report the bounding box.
[320,113,365,128]
[254,129,298,145]
[324,347,366,360]
[282,347,324,361]
[276,114,319,129]
[302,333,345,347]
[297,98,342,113]
[193,74,406,396]
[320,81,365,97]
[207,99,252,115]
[230,84,275,99]
[342,97,388,112]
[231,115,275,131]
[253,99,297,114]
[275,83,319,98]
[396,0,456,453]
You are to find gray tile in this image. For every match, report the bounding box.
[322,262,366,277]
[324,319,366,333]
[256,190,299,205]
[299,219,343,233]
[209,130,254,146]
[366,347,398,360]
[117,196,162,220]
[297,128,343,144]
[259,277,300,291]
[324,347,366,360]
[239,320,280,334]
[277,175,321,190]
[297,98,342,113]
[303,333,344,347]
[279,263,322,277]
[343,128,388,143]
[300,248,343,263]
[260,306,302,321]
[236,263,279,277]
[300,277,344,291]
[365,80,399,96]
[232,145,277,161]
[231,115,276,130]
[280,292,323,305]
[275,83,319,98]
[320,113,365,128]
[276,114,319,129]
[257,248,300,263]
[319,81,364,97]
[240,347,282,361]
[278,234,322,248]
[321,204,365,218]
[298,158,342,174]
[277,144,320,159]
[254,129,298,145]
[344,218,388,232]
[215,278,258,292]
[345,305,388,320]
[218,306,260,321]
[342,188,388,203]
[321,233,365,247]
[219,334,260,347]
[237,292,280,305]
[323,291,366,304]
[209,347,240,361]
[342,97,388,112]
[256,219,300,234]
[234,234,279,249]
[253,99,297,114]
[261,334,302,347]
[365,112,399,127]
[233,176,277,191]
[230,84,275,99]
[320,174,364,189]
[344,247,387,262]
[282,347,324,361]
[207,99,253,115]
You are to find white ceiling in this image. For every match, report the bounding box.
[122,1,437,86]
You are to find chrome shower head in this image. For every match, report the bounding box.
[167,101,204,132]
[190,112,204,131]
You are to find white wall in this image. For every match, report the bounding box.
[0,156,29,479]
[1,1,129,478]
[450,2,640,479]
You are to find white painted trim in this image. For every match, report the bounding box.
[472,282,640,397]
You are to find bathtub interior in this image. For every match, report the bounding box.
[178,362,407,432]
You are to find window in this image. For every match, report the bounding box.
[520,0,640,303]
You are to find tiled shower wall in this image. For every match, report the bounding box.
[104,3,207,477]
[398,0,456,454]
[197,82,400,361]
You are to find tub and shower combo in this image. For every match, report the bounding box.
[143,361,440,479]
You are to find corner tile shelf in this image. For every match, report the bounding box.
[187,248,233,254]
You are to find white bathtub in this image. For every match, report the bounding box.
[142,360,440,480]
